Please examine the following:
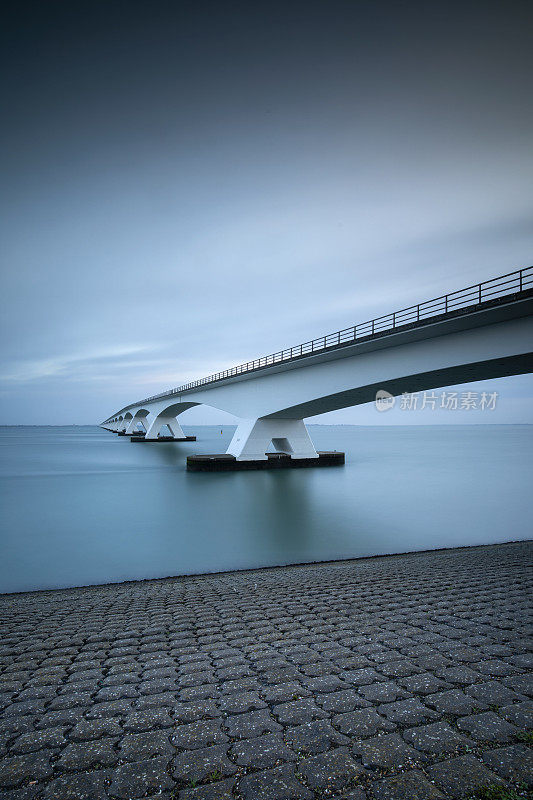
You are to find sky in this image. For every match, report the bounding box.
[1,0,532,426]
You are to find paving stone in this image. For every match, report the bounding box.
[413,653,451,671]
[16,686,57,702]
[180,671,216,688]
[70,718,123,741]
[399,672,450,695]
[482,744,533,786]
[178,777,235,799]
[284,719,349,754]
[497,700,533,729]
[237,763,313,799]
[456,710,519,742]
[341,668,385,686]
[466,679,527,706]
[377,697,438,725]
[302,674,347,693]
[435,665,483,684]
[424,688,484,716]
[173,699,220,722]
[107,757,175,798]
[123,708,174,731]
[427,754,505,796]
[260,682,310,704]
[508,652,533,669]
[317,689,370,713]
[180,684,219,702]
[403,721,473,754]
[2,700,49,717]
[358,681,408,703]
[217,691,266,714]
[0,717,39,737]
[135,690,177,709]
[224,708,281,738]
[0,787,43,800]
[503,674,533,696]
[471,658,519,677]
[84,699,133,718]
[42,768,112,799]
[172,743,237,784]
[353,732,427,770]
[230,732,295,768]
[371,769,446,799]
[378,659,422,677]
[0,752,53,788]
[335,789,367,800]
[172,719,228,749]
[297,747,365,792]
[272,698,327,725]
[261,667,305,684]
[56,738,118,771]
[333,708,396,738]
[219,677,259,695]
[93,685,136,702]
[11,727,67,753]
[48,692,93,710]
[118,730,175,761]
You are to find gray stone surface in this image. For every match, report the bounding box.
[427,754,506,796]
[372,769,447,799]
[353,731,427,770]
[0,541,531,799]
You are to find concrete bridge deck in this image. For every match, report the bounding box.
[0,541,531,799]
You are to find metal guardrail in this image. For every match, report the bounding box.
[109,266,532,418]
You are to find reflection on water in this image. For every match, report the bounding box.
[0,424,531,593]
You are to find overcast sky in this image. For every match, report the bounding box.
[1,0,532,425]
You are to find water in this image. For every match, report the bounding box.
[0,425,531,594]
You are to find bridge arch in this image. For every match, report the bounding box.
[143,401,198,440]
[117,412,133,432]
[125,408,150,434]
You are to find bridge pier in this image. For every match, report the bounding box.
[137,413,196,442]
[227,418,319,461]
[187,418,343,470]
[145,414,185,440]
[125,416,147,435]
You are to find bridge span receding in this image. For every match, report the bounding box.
[102,267,533,466]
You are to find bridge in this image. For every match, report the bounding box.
[102,267,533,469]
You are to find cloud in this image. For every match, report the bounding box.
[1,345,155,383]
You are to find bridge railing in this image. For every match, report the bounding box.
[127,266,532,410]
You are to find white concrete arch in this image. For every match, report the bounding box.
[125,408,150,434]
[118,413,132,432]
[143,401,198,440]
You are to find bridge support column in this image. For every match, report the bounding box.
[227,418,318,461]
[125,416,147,434]
[145,415,185,440]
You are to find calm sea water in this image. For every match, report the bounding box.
[0,425,531,594]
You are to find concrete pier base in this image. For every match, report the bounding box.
[131,435,196,443]
[187,450,344,471]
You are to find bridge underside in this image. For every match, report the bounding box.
[266,352,533,419]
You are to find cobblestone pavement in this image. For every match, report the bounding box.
[0,542,532,800]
